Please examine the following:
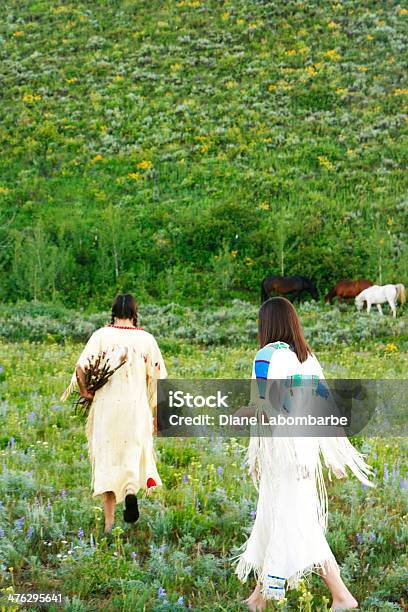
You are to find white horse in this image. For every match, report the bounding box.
[355,284,406,317]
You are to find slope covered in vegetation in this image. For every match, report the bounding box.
[0,0,407,306]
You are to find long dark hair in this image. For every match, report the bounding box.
[258,297,311,363]
[110,294,138,326]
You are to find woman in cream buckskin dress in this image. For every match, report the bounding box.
[61,294,167,532]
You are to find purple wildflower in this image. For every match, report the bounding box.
[131,551,137,559]
[78,527,84,540]
[27,411,36,423]
[157,586,166,598]
[177,595,184,605]
[356,532,363,545]
[383,464,389,482]
[400,478,407,490]
[15,517,25,531]
[217,466,223,475]
[250,510,257,519]
[80,453,84,460]
[369,532,376,541]
[60,490,66,498]
[0,527,4,538]
[182,473,188,484]
[28,526,34,538]
[8,436,15,448]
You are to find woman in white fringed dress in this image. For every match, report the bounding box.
[61,294,167,533]
[235,297,374,611]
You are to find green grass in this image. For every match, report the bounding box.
[0,307,407,610]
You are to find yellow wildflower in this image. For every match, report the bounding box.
[230,250,238,258]
[22,94,42,102]
[328,21,338,29]
[398,8,408,14]
[137,160,152,170]
[0,187,10,194]
[317,155,335,170]
[394,88,408,95]
[384,343,398,352]
[92,154,104,162]
[306,66,318,77]
[286,49,297,56]
[336,87,348,94]
[170,63,182,72]
[113,75,124,81]
[13,31,24,37]
[128,172,142,180]
[65,77,77,84]
[324,49,341,61]
[268,84,277,92]
[367,34,374,40]
[259,202,270,210]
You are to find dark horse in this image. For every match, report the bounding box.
[261,275,318,303]
[325,279,373,304]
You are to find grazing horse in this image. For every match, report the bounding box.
[325,279,373,305]
[261,275,318,303]
[355,284,406,318]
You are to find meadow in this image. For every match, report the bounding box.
[0,302,407,611]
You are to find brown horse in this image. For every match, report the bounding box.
[325,279,373,304]
[261,275,318,303]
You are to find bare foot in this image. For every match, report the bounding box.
[245,583,267,611]
[331,596,358,610]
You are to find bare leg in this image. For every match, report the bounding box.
[103,491,116,533]
[320,565,358,610]
[245,582,267,611]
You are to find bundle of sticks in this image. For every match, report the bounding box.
[74,349,127,416]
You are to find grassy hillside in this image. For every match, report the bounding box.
[0,0,407,306]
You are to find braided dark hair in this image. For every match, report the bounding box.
[111,294,138,326]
